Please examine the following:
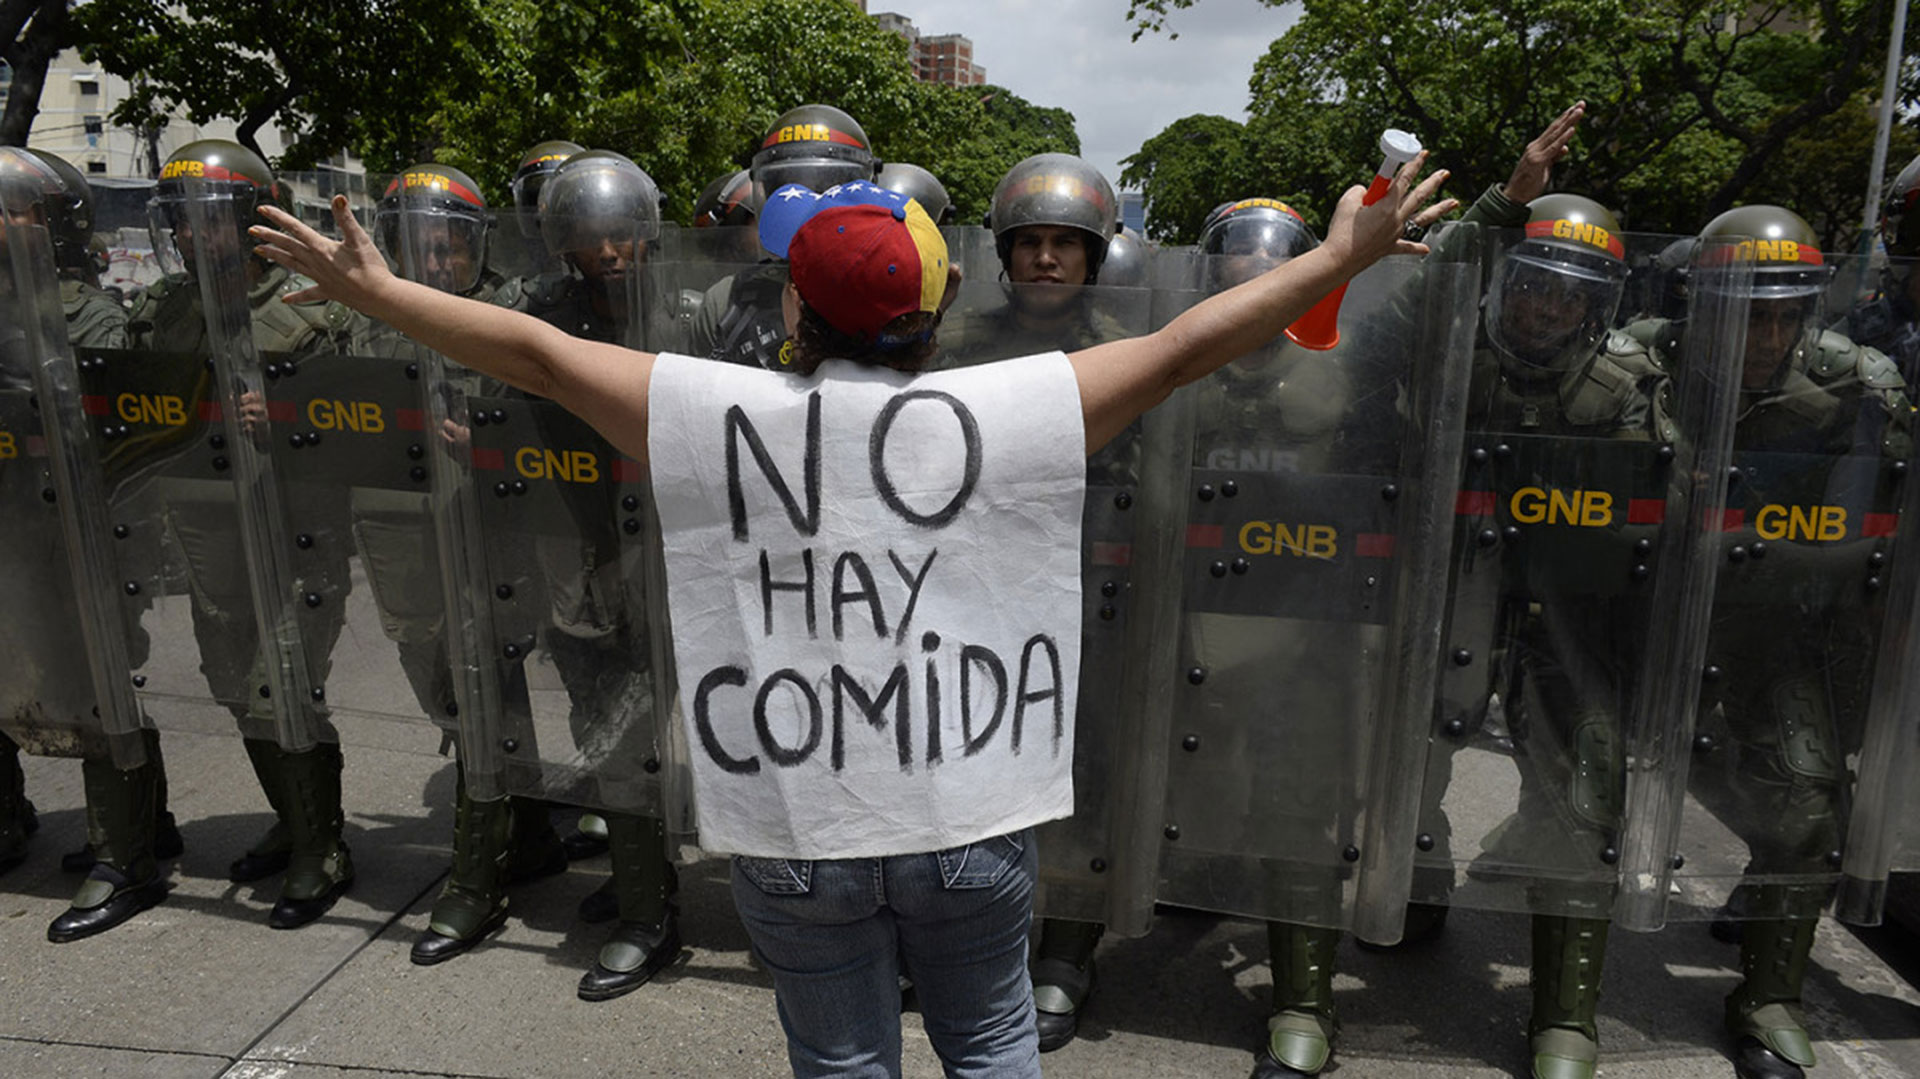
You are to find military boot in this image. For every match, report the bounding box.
[0,734,37,875]
[578,812,682,1001]
[1031,918,1103,1052]
[267,742,353,929]
[1528,914,1611,1079]
[411,769,512,965]
[1252,922,1340,1078]
[228,736,293,882]
[502,795,569,884]
[61,730,183,872]
[1726,915,1820,1079]
[48,757,165,942]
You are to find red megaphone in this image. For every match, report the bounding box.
[1286,129,1424,350]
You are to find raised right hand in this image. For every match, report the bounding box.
[250,195,394,311]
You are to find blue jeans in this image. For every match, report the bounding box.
[730,829,1041,1079]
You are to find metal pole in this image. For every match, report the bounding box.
[1862,0,1912,254]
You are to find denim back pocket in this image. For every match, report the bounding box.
[934,831,1027,890]
[734,855,814,895]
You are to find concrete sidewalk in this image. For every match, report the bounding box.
[2,726,1916,1079]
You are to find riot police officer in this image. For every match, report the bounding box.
[686,104,880,370]
[1833,152,1920,378]
[350,162,575,965]
[1,147,155,883]
[1647,206,1909,1079]
[519,149,683,999]
[85,139,358,937]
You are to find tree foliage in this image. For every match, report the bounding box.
[62,0,1081,226]
[74,0,484,168]
[1123,0,1918,247]
[1118,114,1261,243]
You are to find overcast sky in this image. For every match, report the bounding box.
[874,0,1299,191]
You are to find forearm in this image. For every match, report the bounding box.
[1154,245,1353,390]
[354,275,574,398]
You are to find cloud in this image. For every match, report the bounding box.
[874,0,1298,190]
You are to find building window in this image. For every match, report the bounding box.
[78,79,99,95]
[84,115,102,148]
[86,160,106,174]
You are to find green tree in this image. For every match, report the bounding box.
[1122,0,1917,245]
[1119,114,1262,242]
[75,0,489,169]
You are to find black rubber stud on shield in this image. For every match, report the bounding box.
[1113,491,1132,510]
[502,738,518,753]
[1186,667,1206,685]
[1670,853,1686,870]
[1380,483,1399,502]
[1694,734,1715,753]
[40,488,55,503]
[407,443,425,459]
[1100,581,1117,597]
[622,494,640,512]
[211,456,230,472]
[1099,605,1115,621]
[410,466,428,482]
[1342,845,1360,863]
[496,584,514,600]
[132,675,147,688]
[209,433,227,450]
[405,363,420,380]
[1600,846,1619,865]
[1090,858,1107,873]
[1231,558,1249,575]
[113,524,130,539]
[1196,484,1215,502]
[123,581,141,596]
[1210,561,1227,578]
[295,533,314,549]
[310,687,325,702]
[1164,825,1181,841]
[644,758,660,774]
[1451,648,1473,667]
[1181,735,1200,752]
[1221,480,1238,498]
[1416,833,1435,852]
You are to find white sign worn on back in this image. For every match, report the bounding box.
[647,351,1087,859]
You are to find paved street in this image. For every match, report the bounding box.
[2,716,1916,1078]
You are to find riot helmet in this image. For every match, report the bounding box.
[1200,198,1318,291]
[149,139,280,279]
[693,168,760,228]
[1882,152,1920,260]
[749,104,878,195]
[988,153,1119,284]
[538,150,660,287]
[1484,193,1628,374]
[375,163,491,295]
[1697,205,1831,388]
[510,139,583,237]
[877,162,953,226]
[1099,228,1152,289]
[19,148,95,275]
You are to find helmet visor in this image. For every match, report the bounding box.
[1486,250,1625,371]
[375,204,488,295]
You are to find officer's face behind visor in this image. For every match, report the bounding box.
[556,217,642,286]
[151,185,257,279]
[1487,251,1622,370]
[377,209,484,295]
[1741,296,1815,388]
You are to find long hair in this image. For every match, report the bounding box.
[787,302,941,376]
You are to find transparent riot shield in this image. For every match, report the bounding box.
[72,178,332,750]
[1822,253,1920,908]
[452,207,676,818]
[1412,229,1745,931]
[936,230,1171,934]
[0,165,145,768]
[1139,232,1478,942]
[1667,246,1915,928]
[656,224,786,369]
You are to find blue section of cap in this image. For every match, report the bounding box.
[758,180,911,257]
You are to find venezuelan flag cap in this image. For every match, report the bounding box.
[759,181,949,346]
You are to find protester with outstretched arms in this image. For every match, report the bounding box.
[251,158,1447,1078]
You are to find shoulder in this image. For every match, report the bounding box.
[255,269,357,343]
[1463,183,1530,229]
[1808,329,1903,390]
